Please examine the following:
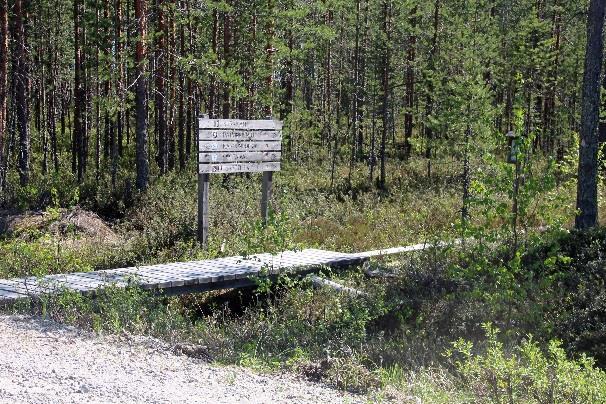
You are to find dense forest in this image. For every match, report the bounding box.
[0,0,590,200]
[4,0,606,401]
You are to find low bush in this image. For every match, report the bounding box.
[446,324,606,403]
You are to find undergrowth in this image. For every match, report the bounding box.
[2,156,606,401]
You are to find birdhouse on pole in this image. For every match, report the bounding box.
[506,131,519,164]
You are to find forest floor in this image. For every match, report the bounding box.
[0,315,366,404]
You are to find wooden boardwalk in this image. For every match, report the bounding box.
[0,249,368,303]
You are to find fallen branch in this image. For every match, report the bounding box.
[308,275,368,296]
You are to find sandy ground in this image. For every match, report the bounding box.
[0,315,362,403]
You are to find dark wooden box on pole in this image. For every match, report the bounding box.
[197,117,283,245]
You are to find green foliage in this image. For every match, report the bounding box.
[0,0,600,400]
[0,237,92,278]
[446,324,606,403]
[242,211,297,255]
[31,285,189,337]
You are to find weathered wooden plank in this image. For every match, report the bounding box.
[0,248,371,302]
[129,267,189,287]
[146,266,213,286]
[0,279,50,295]
[198,151,281,164]
[198,140,281,152]
[152,258,263,286]
[198,162,280,174]
[116,268,181,286]
[41,275,104,292]
[99,267,162,285]
[74,270,130,286]
[199,129,281,141]
[198,118,282,130]
[0,287,29,300]
[98,266,176,289]
[151,260,254,277]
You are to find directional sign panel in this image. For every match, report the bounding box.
[198,118,282,174]
[198,118,283,130]
[198,140,281,152]
[198,162,281,174]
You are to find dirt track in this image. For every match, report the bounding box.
[0,315,361,403]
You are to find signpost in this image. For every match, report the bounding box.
[197,116,283,246]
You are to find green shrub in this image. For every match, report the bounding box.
[29,285,190,339]
[520,228,606,366]
[0,238,92,278]
[446,324,606,403]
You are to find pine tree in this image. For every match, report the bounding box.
[0,0,8,191]
[576,0,606,229]
[135,0,149,190]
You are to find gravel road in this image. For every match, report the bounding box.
[0,315,362,403]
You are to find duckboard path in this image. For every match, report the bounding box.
[0,242,453,304]
[0,249,367,304]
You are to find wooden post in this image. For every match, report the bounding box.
[198,173,209,246]
[198,116,281,233]
[261,171,273,225]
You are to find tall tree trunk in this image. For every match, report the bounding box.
[542,0,561,153]
[39,42,48,175]
[281,29,294,120]
[178,17,185,170]
[135,0,149,190]
[15,0,30,186]
[104,0,117,189]
[222,5,231,118]
[47,10,59,173]
[356,0,370,160]
[349,0,362,177]
[115,0,124,157]
[125,0,131,146]
[167,4,176,170]
[369,76,377,183]
[379,0,391,189]
[81,0,90,180]
[403,5,416,160]
[576,0,606,229]
[94,3,101,181]
[322,8,332,146]
[0,0,8,191]
[264,0,275,117]
[156,0,168,174]
[425,0,440,179]
[209,8,218,117]
[186,0,193,158]
[73,0,86,182]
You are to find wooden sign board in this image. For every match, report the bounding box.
[198,118,284,130]
[199,152,281,163]
[198,140,282,152]
[198,118,282,175]
[198,162,281,173]
[197,117,283,245]
[199,130,281,141]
